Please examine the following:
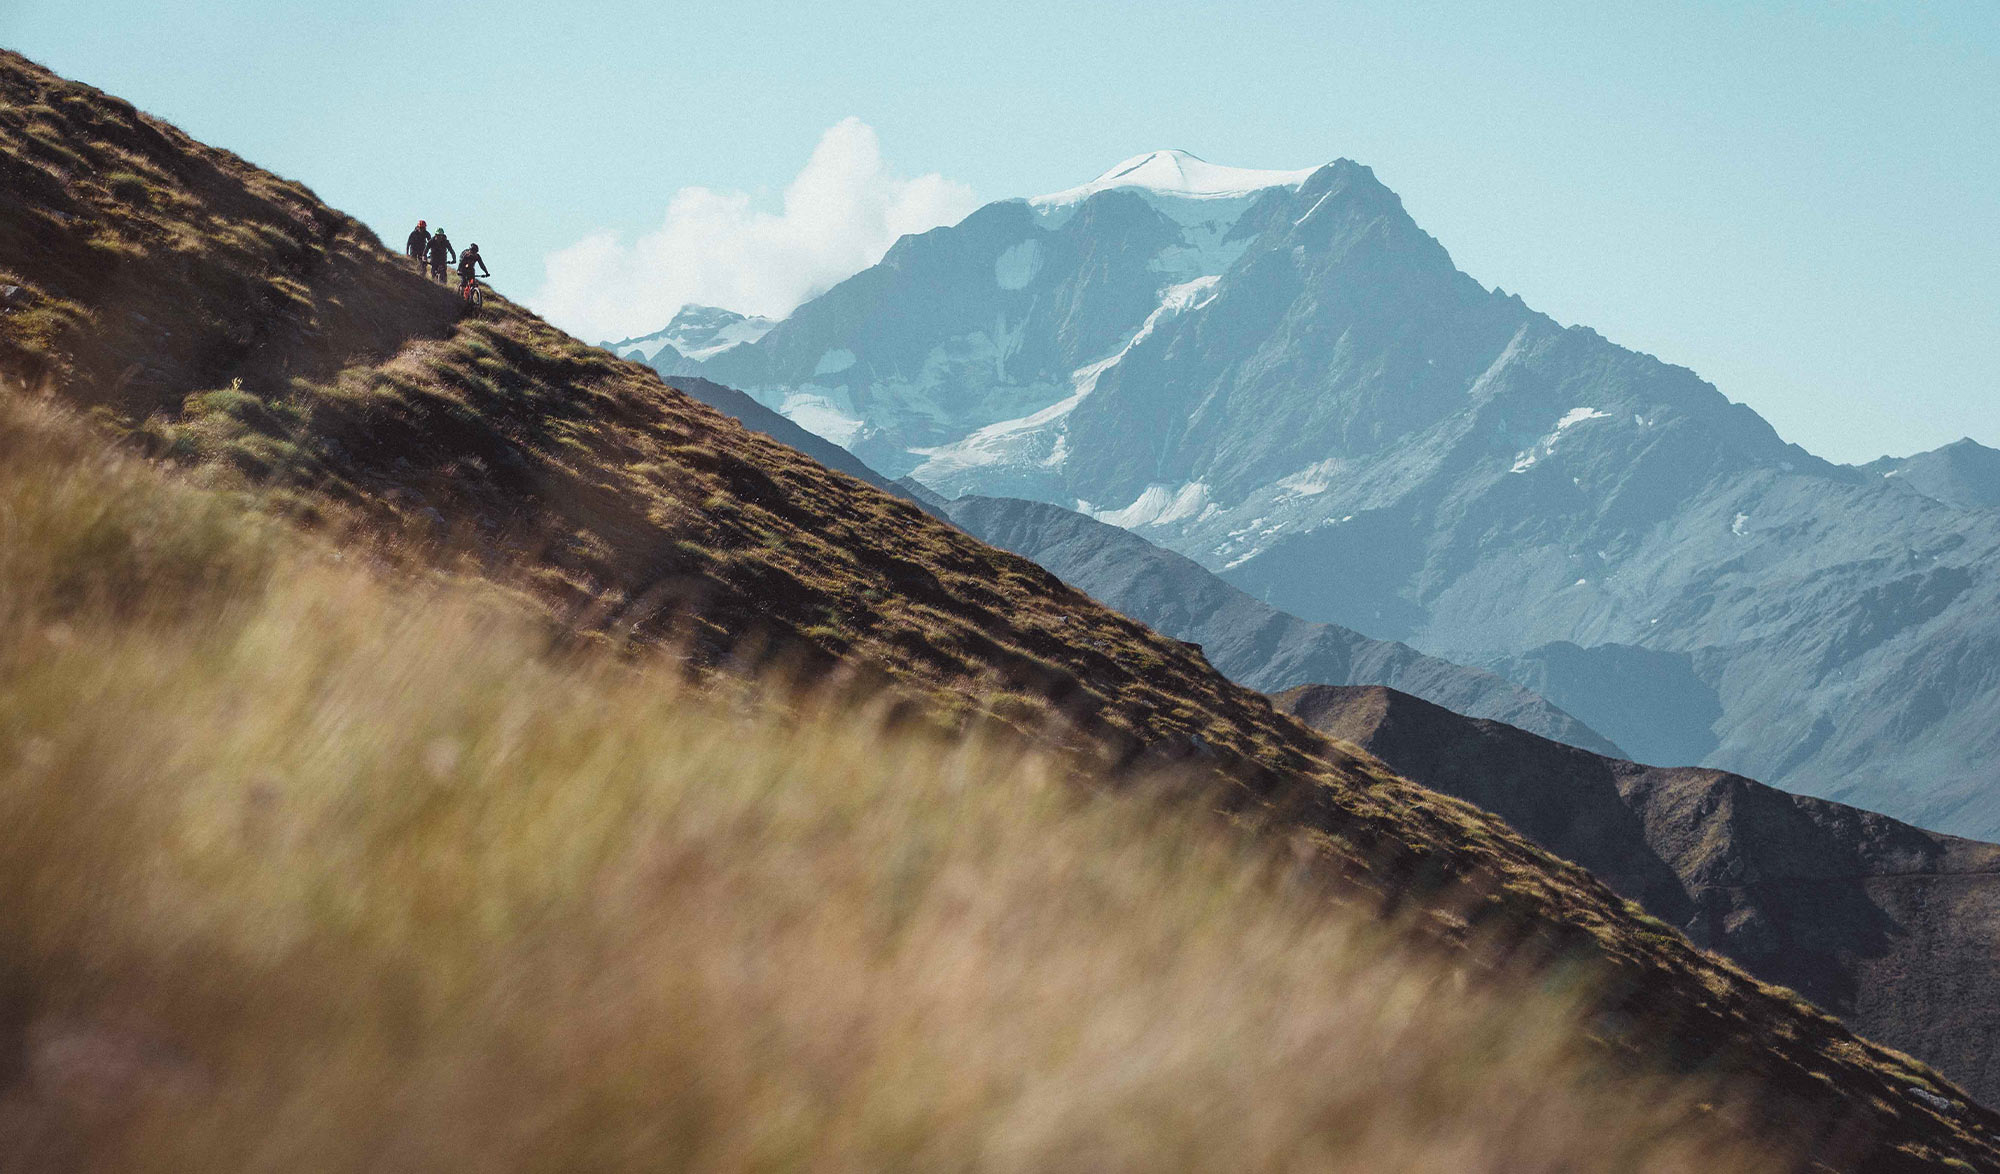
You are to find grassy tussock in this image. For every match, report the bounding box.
[0,394,1780,1170]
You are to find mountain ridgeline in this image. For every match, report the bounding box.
[660,149,2000,841]
[8,52,2000,1166]
[1280,684,2000,1109]
[1862,437,2000,512]
[941,493,1624,756]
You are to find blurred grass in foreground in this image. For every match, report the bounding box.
[0,390,1784,1171]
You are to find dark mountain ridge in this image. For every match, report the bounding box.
[1280,683,2000,1108]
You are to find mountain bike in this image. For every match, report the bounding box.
[459,272,488,309]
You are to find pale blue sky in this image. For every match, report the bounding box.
[7,1,1996,463]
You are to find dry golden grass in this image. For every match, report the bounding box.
[0,392,1792,1172]
[5,47,1997,1168]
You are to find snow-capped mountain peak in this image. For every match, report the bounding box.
[634,156,2000,844]
[1030,149,1323,209]
[603,304,776,365]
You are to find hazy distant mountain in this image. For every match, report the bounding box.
[653,150,2000,839]
[1861,438,2000,511]
[1279,683,2000,1109]
[945,493,1622,756]
[659,374,903,496]
[604,304,774,367]
[668,368,1614,751]
[1481,641,1723,770]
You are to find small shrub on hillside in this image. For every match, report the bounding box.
[104,169,152,205]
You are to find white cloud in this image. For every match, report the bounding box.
[534,118,977,342]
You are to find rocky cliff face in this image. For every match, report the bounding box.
[1280,683,2000,1108]
[663,152,2000,840]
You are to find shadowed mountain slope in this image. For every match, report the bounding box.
[943,493,1622,756]
[668,150,2000,841]
[1280,683,2000,1108]
[4,50,1999,1167]
[637,378,1613,752]
[660,372,906,495]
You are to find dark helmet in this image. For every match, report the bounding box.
[467,243,478,252]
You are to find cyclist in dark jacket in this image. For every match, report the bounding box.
[456,243,489,282]
[426,229,456,282]
[405,220,430,269]
[457,243,491,302]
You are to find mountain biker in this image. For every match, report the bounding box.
[456,243,490,299]
[405,220,430,270]
[426,229,456,283]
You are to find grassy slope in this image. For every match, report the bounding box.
[0,48,1992,1169]
[0,389,1785,1170]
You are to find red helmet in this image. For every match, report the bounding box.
[418,219,427,228]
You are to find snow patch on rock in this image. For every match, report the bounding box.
[778,390,865,447]
[908,386,1086,480]
[683,317,774,360]
[1557,407,1612,432]
[1511,407,1614,473]
[606,306,775,363]
[1277,458,1348,498]
[1065,276,1221,402]
[1147,205,1262,280]
[1091,481,1214,529]
[812,349,857,376]
[994,240,1043,290]
[907,277,1221,485]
